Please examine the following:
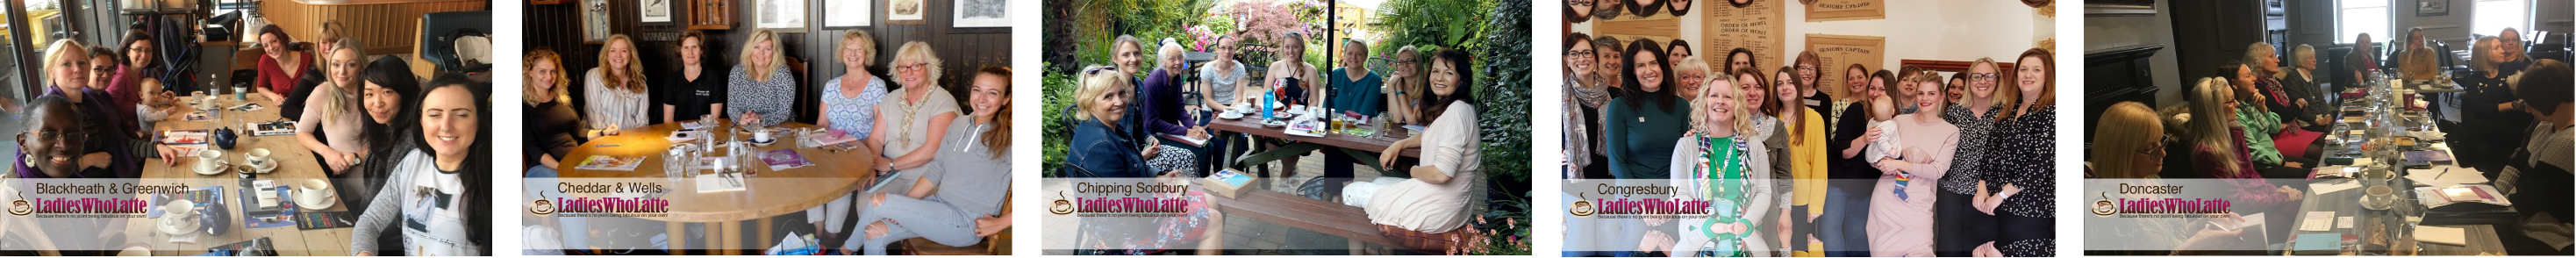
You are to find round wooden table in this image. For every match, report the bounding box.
[551,119,878,254]
[122,94,354,255]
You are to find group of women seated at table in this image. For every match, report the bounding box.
[2087,26,2572,255]
[1062,31,1488,254]
[519,29,1013,254]
[0,19,499,254]
[1562,32,2059,256]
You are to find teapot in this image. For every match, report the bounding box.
[211,127,239,149]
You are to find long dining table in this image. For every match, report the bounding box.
[551,119,878,254]
[1203,112,1420,190]
[121,93,355,255]
[2287,75,2507,255]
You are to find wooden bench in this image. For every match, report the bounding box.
[1205,187,1419,254]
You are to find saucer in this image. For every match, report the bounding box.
[156,215,199,235]
[294,190,337,210]
[1220,111,1246,119]
[254,161,277,173]
[193,162,226,176]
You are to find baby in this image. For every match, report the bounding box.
[1862,91,1902,162]
[134,80,182,130]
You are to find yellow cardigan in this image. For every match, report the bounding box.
[1789,109,1828,213]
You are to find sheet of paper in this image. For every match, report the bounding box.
[2415,226,2467,245]
[2336,217,2354,229]
[2406,166,2489,188]
[2310,180,2362,194]
[2300,211,2336,232]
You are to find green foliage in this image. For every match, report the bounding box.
[1370,0,1493,56]
[1467,0,1531,254]
[1042,63,1077,177]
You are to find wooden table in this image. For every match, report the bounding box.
[554,119,878,254]
[1205,116,1418,177]
[2289,85,2506,255]
[1204,187,1404,252]
[126,94,355,255]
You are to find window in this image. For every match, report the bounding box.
[2339,0,2391,45]
[2470,0,2529,37]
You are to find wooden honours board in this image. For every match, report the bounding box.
[1702,0,1784,73]
[1807,33,1882,99]
[1805,0,1885,21]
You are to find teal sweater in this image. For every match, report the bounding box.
[1606,97,1692,179]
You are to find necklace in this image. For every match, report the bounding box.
[891,88,933,150]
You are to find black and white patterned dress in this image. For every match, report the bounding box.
[1932,104,2003,256]
[1988,105,2056,257]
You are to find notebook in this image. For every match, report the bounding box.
[2415,226,2467,245]
[2291,233,2344,255]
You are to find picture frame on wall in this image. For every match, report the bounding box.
[2415,0,2448,17]
[824,0,873,29]
[888,0,927,25]
[642,0,676,25]
[951,0,1008,33]
[583,0,613,43]
[755,0,806,32]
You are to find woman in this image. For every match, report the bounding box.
[1356,48,1483,246]
[1385,46,1425,125]
[1665,71,1772,257]
[35,40,137,178]
[662,31,728,125]
[1266,32,1323,106]
[524,49,582,172]
[297,39,372,176]
[1327,39,1385,118]
[850,67,1015,255]
[118,30,165,94]
[1822,69,1898,256]
[1864,65,1959,257]
[351,74,491,256]
[1893,66,1923,114]
[1139,42,1208,140]
[730,30,797,127]
[1756,66,1828,257]
[1567,33,1614,180]
[2497,28,2532,74]
[1628,0,1662,18]
[2500,60,2572,255]
[2245,42,2318,157]
[2347,33,2382,86]
[1724,48,1755,76]
[1947,72,1967,105]
[1668,0,1692,16]
[2222,60,2311,175]
[13,96,89,179]
[1669,39,1694,67]
[1113,35,1148,82]
[1833,63,1869,133]
[85,47,138,136]
[254,25,315,107]
[1608,39,1688,180]
[585,34,650,136]
[348,56,424,253]
[316,21,346,57]
[2398,27,2443,81]
[1979,48,2058,257]
[1796,51,1827,111]
[2455,36,2533,176]
[2090,101,2165,180]
[870,42,962,174]
[2284,44,2330,132]
[1202,35,1249,114]
[821,30,891,136]
[1566,0,1594,24]
[1676,57,1711,102]
[1597,36,1628,90]
[1934,59,2004,257]
[1595,0,1624,20]
[1066,65,1224,254]
[2185,77,2303,248]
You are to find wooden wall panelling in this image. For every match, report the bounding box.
[264,0,489,55]
[528,0,1008,126]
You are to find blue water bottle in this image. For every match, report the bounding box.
[1262,89,1275,120]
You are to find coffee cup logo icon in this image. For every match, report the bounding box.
[7,199,29,216]
[529,199,556,216]
[1569,194,1595,218]
[1048,191,1076,215]
[2091,192,2118,217]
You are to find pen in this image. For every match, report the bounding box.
[2435,168,2450,178]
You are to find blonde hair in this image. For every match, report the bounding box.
[2470,36,2499,73]
[1673,56,1711,98]
[316,38,367,121]
[44,39,87,85]
[318,21,346,46]
[841,30,878,68]
[1691,78,1753,138]
[1072,65,1129,122]
[597,34,648,93]
[525,48,570,105]
[2091,101,2165,178]
[741,30,787,81]
[2186,77,2244,176]
[2290,44,2317,70]
[891,41,944,87]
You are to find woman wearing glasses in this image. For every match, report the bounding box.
[1566,33,1613,180]
[1934,59,2004,257]
[729,30,797,127]
[870,42,962,175]
[1386,46,1426,126]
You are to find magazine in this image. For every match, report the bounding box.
[247,122,296,136]
[761,149,812,171]
[160,130,211,144]
[575,155,647,171]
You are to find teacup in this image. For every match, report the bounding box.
[2365,185,2397,208]
[753,129,774,143]
[296,179,335,207]
[194,150,226,173]
[244,148,272,170]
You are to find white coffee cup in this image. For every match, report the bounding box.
[244,148,272,170]
[297,179,334,205]
[754,129,773,143]
[194,150,225,172]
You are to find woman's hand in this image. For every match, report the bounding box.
[1379,145,1405,168]
[156,144,183,167]
[322,151,355,173]
[1972,241,2002,257]
[739,111,765,126]
[875,157,896,172]
[973,215,1011,237]
[1186,126,1209,140]
[2278,186,2305,201]
[1141,141,1162,159]
[1852,126,1882,147]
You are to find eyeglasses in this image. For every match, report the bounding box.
[1084,66,1116,75]
[1568,0,1592,7]
[2139,135,2174,155]
[1397,59,1418,66]
[1969,73,1999,81]
[22,130,85,143]
[1798,66,1816,72]
[91,66,113,74]
[898,64,927,71]
[1567,50,1594,57]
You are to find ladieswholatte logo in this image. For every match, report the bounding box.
[1050,183,1195,217]
[2093,183,2234,218]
